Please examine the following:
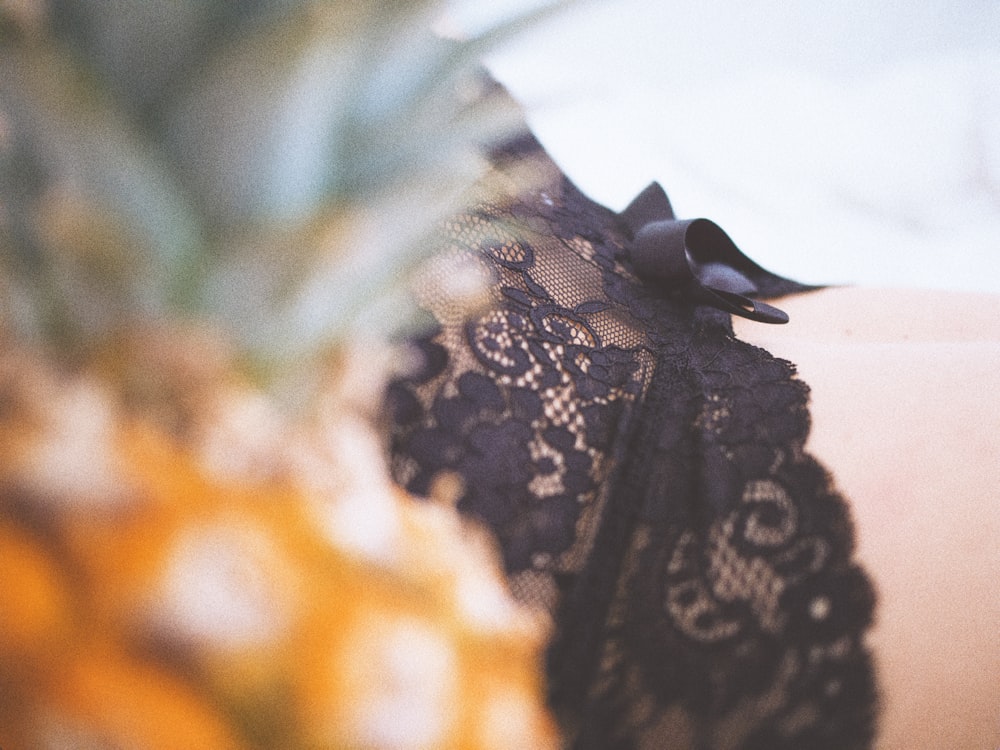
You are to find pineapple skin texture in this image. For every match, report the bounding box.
[0,342,558,750]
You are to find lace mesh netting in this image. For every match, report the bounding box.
[385,131,877,749]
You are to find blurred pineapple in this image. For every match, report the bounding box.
[0,1,564,748]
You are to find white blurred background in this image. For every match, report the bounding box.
[451,0,1000,291]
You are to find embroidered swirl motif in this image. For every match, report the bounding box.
[386,133,877,750]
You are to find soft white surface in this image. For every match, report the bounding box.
[453,0,1000,291]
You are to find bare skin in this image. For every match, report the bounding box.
[734,287,1000,750]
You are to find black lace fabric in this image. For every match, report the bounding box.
[385,131,878,749]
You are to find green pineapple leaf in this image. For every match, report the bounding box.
[0,0,575,382]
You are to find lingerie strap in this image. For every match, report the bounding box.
[386,131,877,749]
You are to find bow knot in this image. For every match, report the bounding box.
[620,183,788,324]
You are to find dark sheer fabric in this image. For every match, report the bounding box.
[385,130,877,749]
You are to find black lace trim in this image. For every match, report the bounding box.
[386,130,877,749]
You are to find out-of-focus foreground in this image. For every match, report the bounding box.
[0,2,561,748]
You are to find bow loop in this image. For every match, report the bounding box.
[620,182,789,324]
[631,220,694,285]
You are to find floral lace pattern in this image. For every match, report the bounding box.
[386,133,877,749]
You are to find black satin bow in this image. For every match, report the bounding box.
[619,183,789,324]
